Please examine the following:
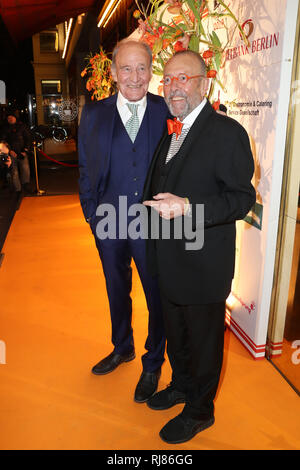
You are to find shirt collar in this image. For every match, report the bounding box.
[117,91,147,110]
[181,97,207,128]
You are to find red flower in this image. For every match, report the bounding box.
[174,40,186,52]
[207,69,217,78]
[203,50,214,59]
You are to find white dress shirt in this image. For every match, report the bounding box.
[116,91,147,127]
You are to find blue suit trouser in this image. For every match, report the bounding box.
[94,235,165,373]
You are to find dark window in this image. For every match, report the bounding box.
[40,30,58,53]
[41,80,62,125]
[41,80,62,95]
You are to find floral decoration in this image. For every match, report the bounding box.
[134,0,248,103]
[81,47,116,100]
[81,1,248,107]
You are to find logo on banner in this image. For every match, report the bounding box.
[240,19,254,39]
[226,17,279,61]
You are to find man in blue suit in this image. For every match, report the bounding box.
[78,40,168,402]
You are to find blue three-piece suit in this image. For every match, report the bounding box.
[78,92,169,372]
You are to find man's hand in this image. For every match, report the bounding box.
[143,193,188,219]
[9,150,17,158]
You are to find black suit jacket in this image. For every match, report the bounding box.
[143,101,256,305]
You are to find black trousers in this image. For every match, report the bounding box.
[160,293,226,420]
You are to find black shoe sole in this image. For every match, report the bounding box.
[159,417,215,444]
[147,396,186,410]
[91,353,136,375]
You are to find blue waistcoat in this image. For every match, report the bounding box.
[100,109,150,218]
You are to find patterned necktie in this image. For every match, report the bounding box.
[125,103,139,142]
[165,126,190,164]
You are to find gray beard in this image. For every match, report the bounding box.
[167,99,191,120]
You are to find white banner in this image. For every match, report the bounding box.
[130,0,299,358]
[220,0,299,358]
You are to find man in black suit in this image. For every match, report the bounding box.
[143,50,256,444]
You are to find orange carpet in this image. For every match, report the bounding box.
[0,195,299,450]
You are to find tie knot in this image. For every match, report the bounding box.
[126,103,139,115]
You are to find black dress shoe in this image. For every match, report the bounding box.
[134,368,161,403]
[147,383,186,410]
[159,412,215,444]
[91,351,135,375]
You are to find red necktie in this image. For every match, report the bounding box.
[167,117,183,140]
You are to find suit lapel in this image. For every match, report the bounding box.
[143,130,171,199]
[91,94,117,196]
[146,93,167,160]
[143,93,170,198]
[146,93,155,161]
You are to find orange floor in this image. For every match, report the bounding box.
[0,195,299,450]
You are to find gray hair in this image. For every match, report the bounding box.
[111,39,153,70]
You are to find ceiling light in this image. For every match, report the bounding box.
[97,0,122,28]
[62,18,73,59]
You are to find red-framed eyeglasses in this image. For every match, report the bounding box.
[160,73,206,86]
